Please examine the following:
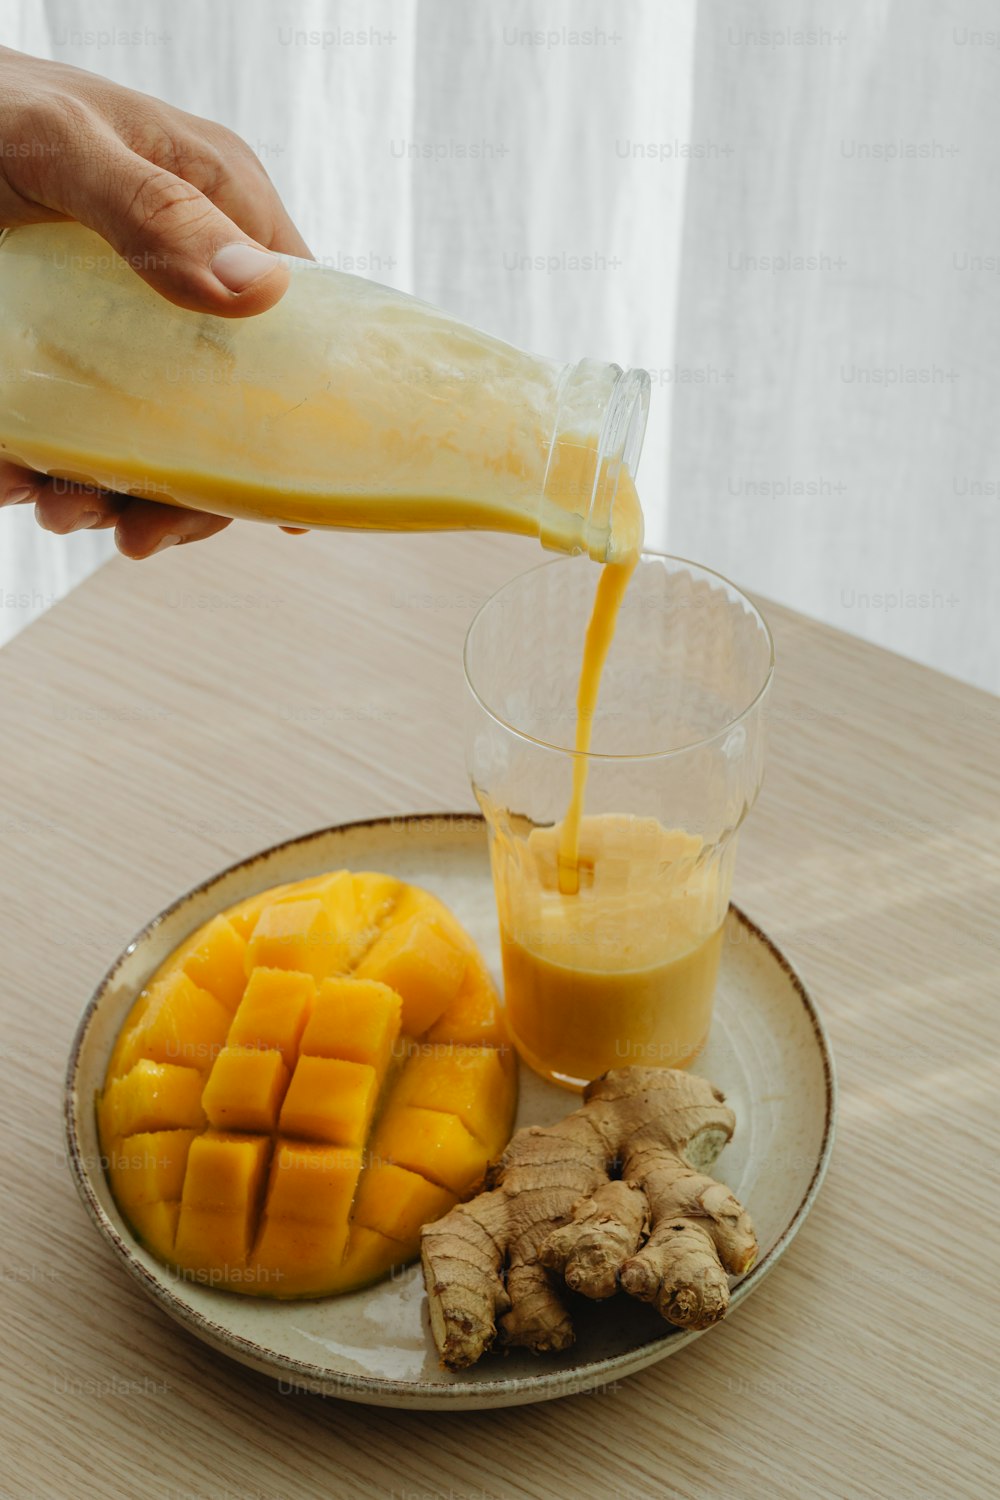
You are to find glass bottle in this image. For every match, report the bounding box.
[0,223,648,561]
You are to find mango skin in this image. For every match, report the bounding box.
[98,870,516,1298]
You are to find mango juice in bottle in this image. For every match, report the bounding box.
[0,223,648,563]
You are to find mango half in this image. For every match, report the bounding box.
[98,870,517,1298]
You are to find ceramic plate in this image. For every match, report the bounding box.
[65,814,836,1409]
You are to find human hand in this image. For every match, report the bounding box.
[0,46,311,557]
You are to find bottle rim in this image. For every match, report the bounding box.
[540,359,650,561]
[597,363,650,561]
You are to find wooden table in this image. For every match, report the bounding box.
[1,525,996,1500]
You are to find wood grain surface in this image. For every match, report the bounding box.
[0,524,996,1500]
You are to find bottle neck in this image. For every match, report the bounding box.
[540,359,650,560]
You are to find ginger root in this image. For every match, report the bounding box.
[420,1067,756,1370]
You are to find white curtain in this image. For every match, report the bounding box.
[668,0,1000,694]
[0,0,996,694]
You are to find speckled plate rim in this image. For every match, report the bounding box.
[65,813,837,1409]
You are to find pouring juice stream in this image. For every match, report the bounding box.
[556,470,642,896]
[498,476,726,1088]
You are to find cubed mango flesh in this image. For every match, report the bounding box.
[391,1044,515,1158]
[274,870,371,971]
[127,1201,181,1262]
[352,871,402,933]
[225,881,298,941]
[226,967,315,1065]
[108,1130,199,1210]
[386,883,441,930]
[300,978,401,1081]
[180,915,248,1012]
[251,1142,364,1295]
[426,959,508,1049]
[181,1131,271,1212]
[201,1046,289,1133]
[100,1060,206,1140]
[279,1056,377,1147]
[338,1225,406,1290]
[262,1142,363,1225]
[250,1218,351,1297]
[173,1133,272,1276]
[98,867,516,1298]
[352,1162,457,1244]
[106,991,152,1081]
[246,897,342,982]
[371,1106,489,1195]
[309,868,358,920]
[355,915,467,1036]
[134,972,232,1074]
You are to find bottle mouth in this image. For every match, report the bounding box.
[540,359,650,561]
[592,365,650,561]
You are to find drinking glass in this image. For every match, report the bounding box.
[463,552,774,1089]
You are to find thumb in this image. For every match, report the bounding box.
[66,141,291,318]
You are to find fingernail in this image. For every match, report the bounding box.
[69,510,100,531]
[211,243,277,293]
[150,534,182,554]
[4,486,35,506]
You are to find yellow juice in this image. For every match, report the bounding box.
[501,924,723,1090]
[495,815,725,1089]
